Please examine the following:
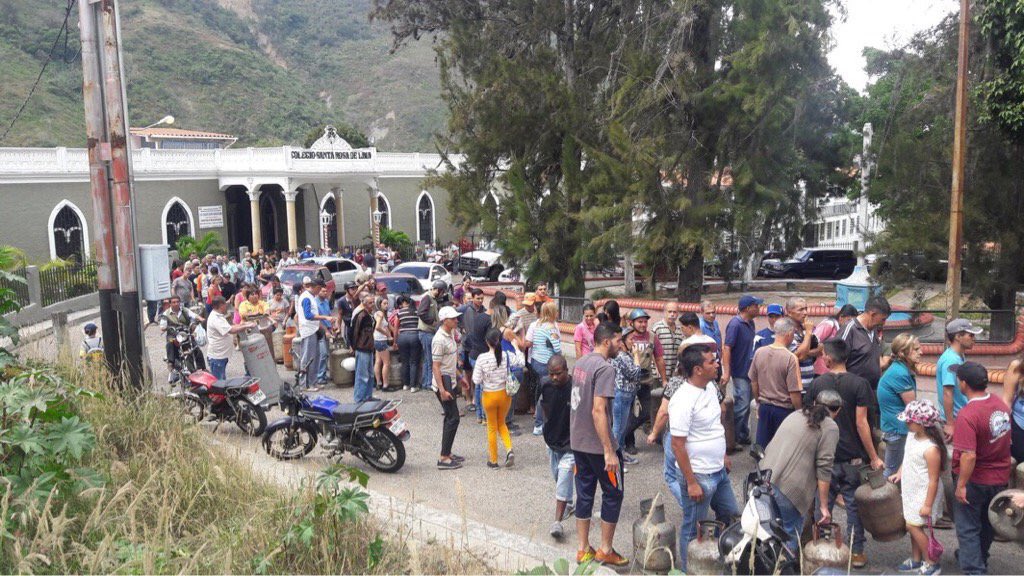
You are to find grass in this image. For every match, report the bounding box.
[1,360,490,574]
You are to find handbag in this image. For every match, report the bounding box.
[926,515,944,563]
[504,352,521,396]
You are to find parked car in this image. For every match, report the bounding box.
[374,273,425,303]
[455,249,505,281]
[278,264,336,300]
[301,257,363,294]
[761,248,856,279]
[392,262,452,291]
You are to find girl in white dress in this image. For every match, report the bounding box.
[889,399,946,575]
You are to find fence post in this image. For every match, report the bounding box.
[52,311,69,354]
[25,266,42,308]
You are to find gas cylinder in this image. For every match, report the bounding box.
[272,329,284,364]
[855,466,906,542]
[239,323,282,404]
[283,327,296,370]
[650,386,665,422]
[1014,461,1024,490]
[632,498,676,573]
[721,395,736,453]
[330,342,354,387]
[989,490,1024,542]
[802,522,851,574]
[389,355,403,388]
[686,520,724,575]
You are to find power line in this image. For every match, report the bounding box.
[0,0,79,144]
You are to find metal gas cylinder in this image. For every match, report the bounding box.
[721,395,736,454]
[272,329,284,364]
[802,522,851,574]
[989,490,1024,542]
[650,386,665,422]
[686,520,724,575]
[239,321,282,404]
[389,355,403,388]
[283,327,296,370]
[330,341,354,387]
[1014,461,1024,490]
[855,467,906,542]
[632,497,676,573]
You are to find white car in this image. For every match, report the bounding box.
[301,256,364,294]
[392,262,452,291]
[455,249,505,281]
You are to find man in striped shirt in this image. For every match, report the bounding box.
[651,302,684,378]
[785,297,821,387]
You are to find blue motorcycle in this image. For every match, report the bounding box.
[262,382,409,473]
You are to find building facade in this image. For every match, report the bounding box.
[807,196,884,252]
[0,128,459,262]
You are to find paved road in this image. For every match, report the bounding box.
[22,321,1024,574]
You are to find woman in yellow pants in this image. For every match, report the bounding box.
[472,328,525,468]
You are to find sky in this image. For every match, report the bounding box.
[829,0,960,92]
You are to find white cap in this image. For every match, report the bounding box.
[302,276,313,284]
[438,306,462,320]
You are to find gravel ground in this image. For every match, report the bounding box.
[19,320,1024,574]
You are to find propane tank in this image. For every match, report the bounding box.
[272,329,284,363]
[1014,461,1024,490]
[650,386,665,423]
[330,341,354,387]
[632,498,676,573]
[686,520,724,575]
[941,467,955,523]
[989,490,1024,542]
[283,327,297,370]
[239,321,282,404]
[802,522,851,574]
[855,466,906,542]
[721,395,736,454]
[389,355,403,388]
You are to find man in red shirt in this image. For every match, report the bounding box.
[951,361,1011,575]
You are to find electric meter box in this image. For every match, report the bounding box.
[139,244,172,301]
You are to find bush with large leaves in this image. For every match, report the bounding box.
[175,232,226,258]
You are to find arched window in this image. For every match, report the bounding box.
[161,198,193,248]
[321,195,338,249]
[417,191,435,244]
[371,193,391,230]
[48,201,89,262]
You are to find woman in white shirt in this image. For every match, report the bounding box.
[473,328,525,468]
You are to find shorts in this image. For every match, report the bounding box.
[374,340,390,352]
[573,449,624,523]
[549,447,575,503]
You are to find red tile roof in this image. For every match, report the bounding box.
[129,127,236,140]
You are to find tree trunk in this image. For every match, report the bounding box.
[676,247,703,302]
[623,251,637,295]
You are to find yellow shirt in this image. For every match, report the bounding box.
[238,300,266,319]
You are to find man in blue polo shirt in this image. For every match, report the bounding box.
[937,318,982,436]
[721,294,761,446]
[755,303,783,352]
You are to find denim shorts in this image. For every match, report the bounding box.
[374,340,390,352]
[548,448,575,502]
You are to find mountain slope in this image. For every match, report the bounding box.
[0,0,444,150]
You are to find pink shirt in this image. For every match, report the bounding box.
[812,318,840,374]
[574,321,596,355]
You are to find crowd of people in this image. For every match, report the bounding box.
[140,249,1024,574]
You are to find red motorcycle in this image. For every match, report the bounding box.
[177,370,268,436]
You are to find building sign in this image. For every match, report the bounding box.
[290,149,373,160]
[198,205,224,229]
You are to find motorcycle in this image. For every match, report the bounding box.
[719,445,800,575]
[166,320,207,385]
[178,370,268,436]
[262,382,409,473]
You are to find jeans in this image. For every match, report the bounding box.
[732,377,752,443]
[756,402,793,448]
[208,357,228,380]
[146,300,160,323]
[317,337,329,383]
[475,384,484,419]
[611,388,636,448]
[397,332,421,388]
[296,334,320,390]
[663,429,683,508]
[549,448,575,502]
[954,479,1005,574]
[882,432,907,478]
[531,359,549,428]
[354,349,375,402]
[625,383,652,448]
[773,487,804,553]
[436,375,461,457]
[418,331,435,389]
[677,468,740,573]
[820,461,865,553]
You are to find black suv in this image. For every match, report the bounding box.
[761,249,856,279]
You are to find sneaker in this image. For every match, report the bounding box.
[411,387,421,394]
[624,444,638,455]
[509,429,522,437]
[487,461,500,469]
[852,552,867,569]
[450,454,466,462]
[898,558,924,572]
[561,503,575,521]
[622,453,639,465]
[533,425,544,436]
[403,385,410,391]
[549,521,564,539]
[437,459,462,470]
[576,547,596,563]
[594,548,629,567]
[465,403,477,413]
[919,562,941,575]
[505,450,515,468]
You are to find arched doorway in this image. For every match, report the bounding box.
[417,191,435,244]
[223,186,251,254]
[48,201,89,262]
[321,195,337,249]
[162,198,193,249]
[259,194,278,250]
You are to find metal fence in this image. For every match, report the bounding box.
[558,296,587,324]
[40,260,98,307]
[0,266,30,308]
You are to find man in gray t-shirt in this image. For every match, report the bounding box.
[568,322,630,567]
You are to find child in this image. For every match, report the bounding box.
[889,399,945,575]
[79,322,103,362]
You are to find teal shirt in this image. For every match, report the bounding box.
[935,348,966,421]
[877,360,916,435]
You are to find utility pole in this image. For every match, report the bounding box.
[78,0,146,388]
[857,123,873,265]
[945,0,970,320]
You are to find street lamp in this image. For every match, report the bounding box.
[372,208,383,224]
[142,115,174,129]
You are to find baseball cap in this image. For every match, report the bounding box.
[438,306,462,320]
[949,361,988,388]
[945,318,983,336]
[522,292,537,305]
[302,276,313,285]
[738,295,764,309]
[766,303,784,316]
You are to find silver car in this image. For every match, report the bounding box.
[302,257,364,294]
[392,261,452,291]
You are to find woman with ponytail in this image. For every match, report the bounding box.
[472,327,525,468]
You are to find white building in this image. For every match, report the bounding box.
[809,196,884,252]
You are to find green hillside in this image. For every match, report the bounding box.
[0,0,445,150]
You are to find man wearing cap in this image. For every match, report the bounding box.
[754,303,784,352]
[938,318,983,436]
[721,295,761,447]
[652,302,684,378]
[622,308,666,455]
[433,306,464,469]
[296,280,334,392]
[299,245,315,259]
[951,361,1011,575]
